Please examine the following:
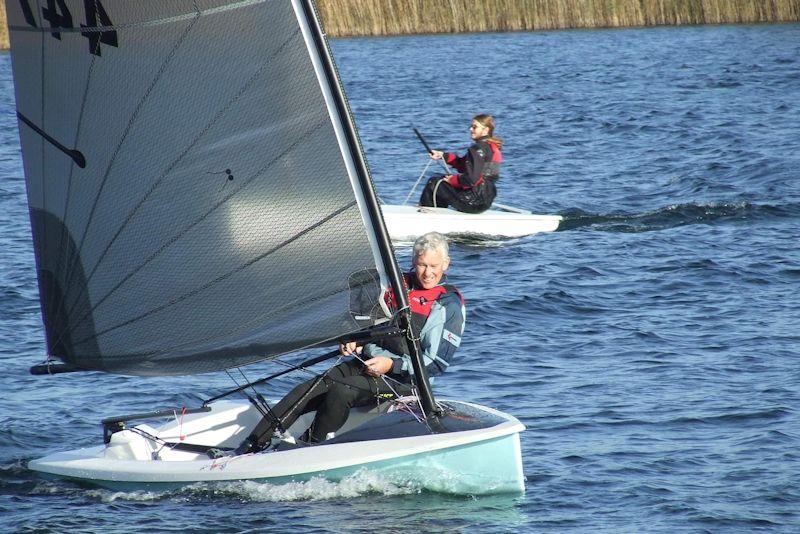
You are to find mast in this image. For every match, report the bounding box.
[298,0,440,418]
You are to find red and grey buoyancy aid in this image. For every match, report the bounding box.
[444,139,502,190]
[378,273,463,359]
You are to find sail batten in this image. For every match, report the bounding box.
[8,0,393,375]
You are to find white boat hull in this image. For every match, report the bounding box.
[29,399,525,494]
[382,204,562,242]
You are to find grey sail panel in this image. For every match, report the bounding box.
[7,1,390,375]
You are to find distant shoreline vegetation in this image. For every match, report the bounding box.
[315,0,800,37]
[1,0,799,49]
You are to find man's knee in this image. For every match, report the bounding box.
[325,382,360,407]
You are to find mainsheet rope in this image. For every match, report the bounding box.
[404,157,435,204]
[404,152,455,208]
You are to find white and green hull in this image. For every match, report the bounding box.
[29,399,525,495]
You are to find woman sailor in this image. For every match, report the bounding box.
[418,114,503,214]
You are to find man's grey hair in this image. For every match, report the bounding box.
[413,231,449,259]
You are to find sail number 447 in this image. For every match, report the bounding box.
[18,0,119,56]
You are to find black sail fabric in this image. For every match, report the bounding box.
[7,1,391,375]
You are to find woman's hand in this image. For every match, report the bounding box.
[363,356,393,377]
[339,342,362,356]
[429,149,444,160]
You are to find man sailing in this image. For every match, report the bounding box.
[210,231,465,456]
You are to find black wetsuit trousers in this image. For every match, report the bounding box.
[418,176,495,214]
[250,359,411,446]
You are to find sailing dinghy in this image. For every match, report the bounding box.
[382,129,562,242]
[8,0,524,493]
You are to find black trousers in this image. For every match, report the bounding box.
[250,359,411,446]
[418,176,495,214]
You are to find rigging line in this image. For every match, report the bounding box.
[274,350,408,398]
[431,177,445,208]
[227,353,379,400]
[223,367,276,423]
[403,158,434,204]
[255,375,324,441]
[225,368,243,389]
[71,200,358,347]
[51,30,304,350]
[234,366,266,402]
[126,426,207,456]
[225,368,264,409]
[204,350,341,404]
[224,368,271,419]
[357,357,412,394]
[349,351,408,400]
[216,355,390,435]
[233,366,286,431]
[235,367,255,395]
[57,10,204,322]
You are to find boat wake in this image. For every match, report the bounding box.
[203,471,420,502]
[557,201,797,233]
[28,462,524,502]
[28,469,439,503]
[393,234,521,248]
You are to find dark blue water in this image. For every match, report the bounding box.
[2,23,800,532]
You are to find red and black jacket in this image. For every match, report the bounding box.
[444,138,502,190]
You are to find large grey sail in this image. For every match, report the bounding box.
[6,0,391,375]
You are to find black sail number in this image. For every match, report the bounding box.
[19,0,38,27]
[81,0,118,55]
[42,0,73,40]
[18,0,119,56]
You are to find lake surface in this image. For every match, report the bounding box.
[2,23,800,533]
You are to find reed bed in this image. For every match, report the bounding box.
[0,3,7,49]
[0,1,798,50]
[315,0,800,36]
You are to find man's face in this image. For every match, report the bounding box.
[413,249,450,290]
